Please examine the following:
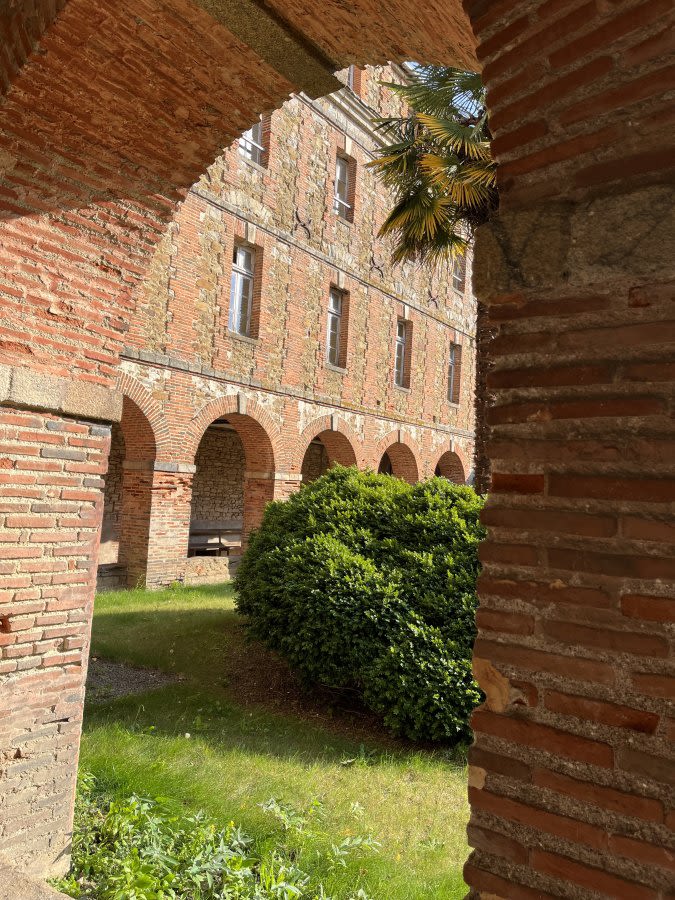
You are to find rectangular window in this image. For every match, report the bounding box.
[327,287,344,367]
[394,319,410,388]
[238,119,265,165]
[333,155,353,220]
[452,254,466,293]
[448,342,462,403]
[229,244,255,337]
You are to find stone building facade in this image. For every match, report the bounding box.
[101,65,477,588]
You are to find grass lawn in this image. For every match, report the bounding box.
[81,582,470,899]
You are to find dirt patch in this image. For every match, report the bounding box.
[223,620,430,751]
[87,657,183,703]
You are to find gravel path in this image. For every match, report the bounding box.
[86,657,182,703]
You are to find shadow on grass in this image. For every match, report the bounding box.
[89,584,469,762]
[81,584,470,900]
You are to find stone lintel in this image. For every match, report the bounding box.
[122,460,197,474]
[245,470,303,481]
[474,184,675,300]
[0,364,122,423]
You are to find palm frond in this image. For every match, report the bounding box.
[371,65,497,265]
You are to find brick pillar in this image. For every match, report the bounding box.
[464,195,675,900]
[462,3,674,896]
[242,471,300,541]
[144,465,195,589]
[0,408,111,875]
[118,462,154,589]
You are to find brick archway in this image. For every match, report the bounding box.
[186,396,281,472]
[188,397,281,542]
[104,396,158,588]
[0,0,672,895]
[377,439,420,484]
[295,415,361,476]
[434,449,466,484]
[116,374,171,461]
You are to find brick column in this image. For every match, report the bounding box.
[242,471,302,541]
[144,464,195,589]
[0,405,113,876]
[118,462,154,589]
[464,189,675,898]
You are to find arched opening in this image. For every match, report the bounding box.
[300,429,358,484]
[187,412,276,583]
[377,442,419,483]
[434,450,465,484]
[99,396,157,590]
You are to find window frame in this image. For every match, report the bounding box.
[326,287,343,368]
[229,244,256,338]
[448,342,462,404]
[238,119,266,166]
[347,65,362,94]
[452,254,467,293]
[394,318,411,389]
[333,154,354,221]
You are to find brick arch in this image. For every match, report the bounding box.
[434,449,466,484]
[116,374,171,461]
[375,435,421,484]
[186,395,281,472]
[294,415,361,473]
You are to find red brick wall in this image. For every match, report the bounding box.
[0,408,106,874]
[464,0,675,897]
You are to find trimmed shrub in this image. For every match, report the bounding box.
[235,467,485,742]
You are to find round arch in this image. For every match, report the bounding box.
[434,450,466,484]
[116,374,170,460]
[300,428,358,484]
[186,395,281,472]
[101,394,159,588]
[377,441,420,484]
[187,396,281,547]
[295,415,361,478]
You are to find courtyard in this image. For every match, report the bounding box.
[76,582,470,899]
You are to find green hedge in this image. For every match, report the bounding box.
[235,467,485,742]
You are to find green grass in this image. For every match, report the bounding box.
[82,583,470,899]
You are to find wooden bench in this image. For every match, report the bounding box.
[188,519,242,558]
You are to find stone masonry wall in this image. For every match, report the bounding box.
[101,422,124,545]
[191,427,245,522]
[301,441,329,483]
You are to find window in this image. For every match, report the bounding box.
[448,343,462,403]
[229,244,255,337]
[333,155,353,220]
[394,319,411,388]
[452,254,466,293]
[327,287,346,367]
[239,119,265,165]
